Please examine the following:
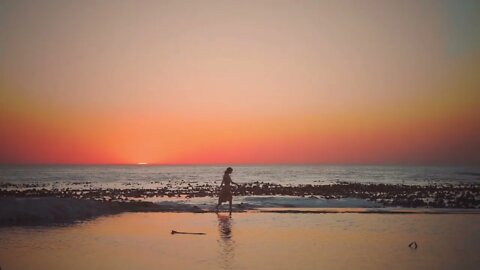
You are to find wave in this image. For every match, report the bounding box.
[240,196,380,208]
[0,197,197,226]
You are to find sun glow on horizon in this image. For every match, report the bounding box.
[0,0,479,166]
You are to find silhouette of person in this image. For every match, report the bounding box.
[216,167,240,214]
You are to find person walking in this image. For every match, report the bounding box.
[216,167,240,214]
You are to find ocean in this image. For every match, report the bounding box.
[1,165,479,189]
[1,165,479,210]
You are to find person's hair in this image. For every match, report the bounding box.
[225,167,233,174]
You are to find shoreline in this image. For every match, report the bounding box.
[1,196,480,227]
[2,181,479,208]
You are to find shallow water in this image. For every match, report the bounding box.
[0,212,479,270]
[149,195,382,208]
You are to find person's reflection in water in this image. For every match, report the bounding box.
[217,213,235,269]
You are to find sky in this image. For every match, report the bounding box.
[0,0,479,165]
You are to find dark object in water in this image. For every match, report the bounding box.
[171,230,206,235]
[408,241,418,249]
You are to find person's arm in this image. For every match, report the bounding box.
[219,178,225,188]
[231,180,241,187]
[225,174,238,186]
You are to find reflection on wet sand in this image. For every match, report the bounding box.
[1,212,479,269]
[217,213,235,269]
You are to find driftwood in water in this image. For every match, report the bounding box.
[171,230,206,235]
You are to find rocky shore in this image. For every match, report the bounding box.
[2,182,479,208]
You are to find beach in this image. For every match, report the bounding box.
[0,211,479,270]
[1,165,479,269]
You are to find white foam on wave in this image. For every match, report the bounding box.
[145,195,382,208]
[240,196,381,208]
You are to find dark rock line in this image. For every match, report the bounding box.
[1,182,479,208]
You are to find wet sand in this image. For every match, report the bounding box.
[0,212,479,270]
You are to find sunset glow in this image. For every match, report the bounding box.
[0,0,479,165]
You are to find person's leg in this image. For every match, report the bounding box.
[229,199,232,214]
[216,198,221,212]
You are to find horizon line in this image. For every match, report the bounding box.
[0,162,478,167]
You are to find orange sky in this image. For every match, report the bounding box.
[0,0,479,165]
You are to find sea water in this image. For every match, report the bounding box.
[1,165,479,189]
[1,165,479,209]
